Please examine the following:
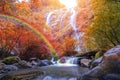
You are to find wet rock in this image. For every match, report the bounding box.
[105,45,120,55]
[76,51,98,59]
[59,57,66,63]
[31,61,37,66]
[17,60,32,69]
[81,45,120,80]
[30,58,39,62]
[43,76,53,80]
[69,77,77,80]
[103,74,120,80]
[0,63,6,74]
[90,45,120,69]
[0,63,5,69]
[80,59,91,67]
[2,65,18,72]
[37,60,52,67]
[90,57,103,68]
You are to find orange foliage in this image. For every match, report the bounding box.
[0,0,91,58]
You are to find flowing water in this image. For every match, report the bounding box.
[39,1,91,79]
[46,7,81,51]
[33,57,88,80]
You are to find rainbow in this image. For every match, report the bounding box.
[0,14,58,59]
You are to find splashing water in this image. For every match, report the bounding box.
[52,57,79,67]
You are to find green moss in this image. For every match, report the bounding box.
[95,51,104,59]
[2,56,21,65]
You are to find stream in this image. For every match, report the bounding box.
[32,57,89,80]
[31,65,88,80]
[0,57,89,80]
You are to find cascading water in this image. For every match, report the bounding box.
[70,8,81,51]
[46,7,81,51]
[46,12,53,25]
[55,57,78,66]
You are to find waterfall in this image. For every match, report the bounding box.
[70,8,80,51]
[52,57,80,66]
[66,57,78,64]
[46,8,81,51]
[46,12,54,25]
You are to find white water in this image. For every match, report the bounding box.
[52,57,78,67]
[46,12,54,25]
[70,8,81,51]
[46,7,81,51]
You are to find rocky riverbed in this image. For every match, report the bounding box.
[0,45,120,80]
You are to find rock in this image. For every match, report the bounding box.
[30,57,38,62]
[2,56,21,65]
[90,57,103,68]
[43,76,53,80]
[37,60,52,67]
[69,77,77,80]
[0,63,5,70]
[59,57,66,63]
[81,45,120,80]
[103,74,120,80]
[0,62,6,74]
[2,65,18,72]
[80,59,91,67]
[105,45,120,55]
[17,60,32,69]
[31,61,37,66]
[90,45,120,69]
[76,51,98,59]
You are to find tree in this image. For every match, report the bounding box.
[84,0,120,51]
[0,19,23,58]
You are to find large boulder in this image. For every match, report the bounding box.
[90,46,120,69]
[103,74,120,80]
[81,45,120,80]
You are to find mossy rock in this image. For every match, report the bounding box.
[95,51,104,59]
[2,56,21,65]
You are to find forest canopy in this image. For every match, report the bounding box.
[0,0,120,60]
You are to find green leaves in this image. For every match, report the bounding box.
[85,0,120,51]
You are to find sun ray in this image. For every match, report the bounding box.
[59,0,77,8]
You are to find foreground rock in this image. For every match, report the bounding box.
[81,45,120,80]
[103,74,120,80]
[91,45,120,68]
